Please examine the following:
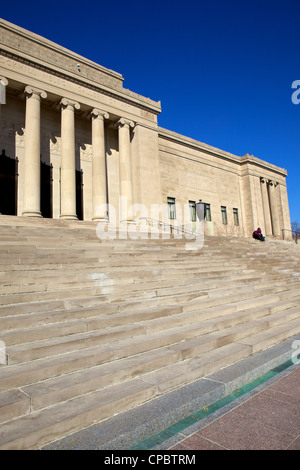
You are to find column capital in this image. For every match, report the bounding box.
[116,117,135,129]
[60,98,80,111]
[268,180,278,187]
[260,177,267,184]
[24,86,47,99]
[0,77,8,105]
[91,108,109,120]
[0,77,8,86]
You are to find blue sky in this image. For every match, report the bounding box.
[1,0,300,225]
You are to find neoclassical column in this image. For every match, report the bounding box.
[260,178,272,236]
[22,86,47,217]
[0,77,8,128]
[268,180,281,237]
[117,118,135,222]
[0,77,8,105]
[91,108,109,220]
[60,98,80,219]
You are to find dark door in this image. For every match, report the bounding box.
[76,169,83,220]
[40,161,53,218]
[0,150,18,215]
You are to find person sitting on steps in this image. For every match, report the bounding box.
[253,227,265,241]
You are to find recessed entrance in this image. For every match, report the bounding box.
[0,150,18,215]
[40,160,53,218]
[76,169,83,220]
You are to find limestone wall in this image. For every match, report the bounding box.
[158,128,291,238]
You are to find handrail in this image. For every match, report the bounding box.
[282,228,300,243]
[138,217,196,237]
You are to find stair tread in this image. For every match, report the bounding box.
[0,216,299,449]
[0,343,253,450]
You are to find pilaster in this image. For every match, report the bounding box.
[268,180,281,237]
[260,178,272,236]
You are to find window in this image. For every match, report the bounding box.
[189,200,196,221]
[167,197,176,220]
[233,208,239,226]
[221,206,227,224]
[205,203,211,222]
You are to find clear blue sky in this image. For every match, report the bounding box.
[1,0,300,225]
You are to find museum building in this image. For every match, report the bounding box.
[0,18,292,239]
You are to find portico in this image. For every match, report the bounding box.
[0,75,138,223]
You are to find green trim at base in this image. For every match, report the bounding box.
[130,359,294,450]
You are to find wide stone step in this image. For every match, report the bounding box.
[1,313,299,451]
[0,304,183,345]
[1,297,298,393]
[0,342,263,450]
[1,277,297,333]
[7,305,299,413]
[147,297,300,334]
[5,292,300,367]
[0,271,292,304]
[0,264,267,289]
[0,216,299,450]
[0,266,256,295]
[239,317,300,352]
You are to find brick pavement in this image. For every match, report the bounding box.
[169,365,300,450]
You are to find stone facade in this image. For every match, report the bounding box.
[0,18,292,239]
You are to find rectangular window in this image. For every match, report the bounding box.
[233,208,239,226]
[189,200,196,221]
[205,203,211,222]
[167,197,176,220]
[221,206,227,224]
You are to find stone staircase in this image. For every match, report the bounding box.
[0,215,299,449]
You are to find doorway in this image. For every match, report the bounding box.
[0,150,18,215]
[76,169,83,220]
[40,160,53,218]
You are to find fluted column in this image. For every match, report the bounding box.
[260,178,272,236]
[60,98,80,219]
[268,180,281,237]
[117,118,135,222]
[91,108,109,220]
[22,86,47,217]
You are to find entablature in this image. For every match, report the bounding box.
[0,18,161,117]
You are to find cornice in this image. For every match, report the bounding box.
[0,18,161,115]
[0,18,123,83]
[240,153,287,176]
[0,48,161,115]
[158,127,287,177]
[158,126,239,162]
